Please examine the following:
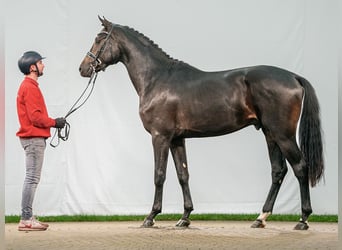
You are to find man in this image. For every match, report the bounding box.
[16,51,66,231]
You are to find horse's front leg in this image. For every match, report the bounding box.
[170,138,193,227]
[142,134,170,227]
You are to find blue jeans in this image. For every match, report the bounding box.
[20,137,46,220]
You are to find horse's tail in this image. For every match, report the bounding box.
[296,76,324,187]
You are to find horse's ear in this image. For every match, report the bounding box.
[98,15,111,28]
[98,15,105,25]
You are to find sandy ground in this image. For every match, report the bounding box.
[5,220,338,250]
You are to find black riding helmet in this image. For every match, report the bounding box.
[18,51,45,75]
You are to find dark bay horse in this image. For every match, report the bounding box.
[79,17,324,230]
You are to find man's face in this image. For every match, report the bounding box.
[30,60,44,76]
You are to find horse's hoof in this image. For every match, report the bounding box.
[176,218,191,227]
[294,221,309,230]
[251,219,266,228]
[141,218,155,227]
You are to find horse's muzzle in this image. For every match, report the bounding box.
[79,65,93,78]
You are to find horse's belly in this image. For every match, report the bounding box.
[176,112,257,138]
[179,124,251,138]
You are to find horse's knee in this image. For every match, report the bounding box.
[154,171,166,187]
[177,172,189,186]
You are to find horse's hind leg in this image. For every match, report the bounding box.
[251,133,288,228]
[170,138,193,227]
[277,137,312,230]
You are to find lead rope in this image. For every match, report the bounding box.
[50,70,98,148]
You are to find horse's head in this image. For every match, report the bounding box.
[79,16,121,77]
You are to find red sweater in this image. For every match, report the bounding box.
[16,77,56,138]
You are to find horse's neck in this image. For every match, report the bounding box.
[119,33,173,96]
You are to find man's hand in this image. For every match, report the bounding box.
[54,117,66,128]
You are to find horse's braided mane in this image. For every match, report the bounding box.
[121,25,186,65]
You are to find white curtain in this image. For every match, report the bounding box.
[5,0,338,216]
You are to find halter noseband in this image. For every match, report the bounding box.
[86,24,114,72]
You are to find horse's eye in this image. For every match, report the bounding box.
[95,32,108,43]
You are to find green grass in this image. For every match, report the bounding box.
[5,213,337,223]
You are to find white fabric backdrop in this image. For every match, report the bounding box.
[0,4,5,248]
[5,0,338,216]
